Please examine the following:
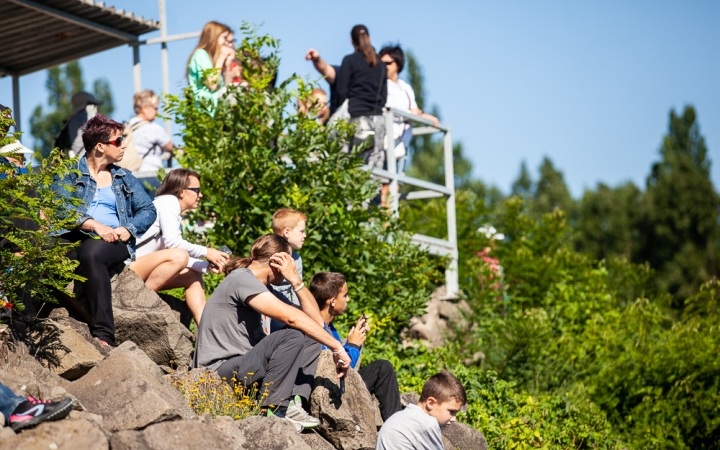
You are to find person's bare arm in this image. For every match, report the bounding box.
[269,253,324,327]
[161,141,174,152]
[306,49,336,84]
[411,107,439,127]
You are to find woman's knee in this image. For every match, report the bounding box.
[166,248,189,267]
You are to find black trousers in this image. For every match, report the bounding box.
[64,231,129,345]
[358,359,402,421]
[217,328,321,407]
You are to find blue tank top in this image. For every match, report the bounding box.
[86,185,119,228]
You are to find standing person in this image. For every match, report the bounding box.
[187,21,236,109]
[305,49,346,119]
[51,114,157,347]
[126,90,174,173]
[376,371,467,450]
[132,169,230,325]
[336,25,388,172]
[193,234,350,431]
[379,45,438,174]
[53,92,103,158]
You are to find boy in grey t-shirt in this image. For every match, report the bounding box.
[376,371,467,450]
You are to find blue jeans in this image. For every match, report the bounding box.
[0,382,24,424]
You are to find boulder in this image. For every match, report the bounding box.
[68,410,109,438]
[110,420,238,450]
[400,392,419,408]
[66,350,195,432]
[301,431,337,450]
[441,421,489,450]
[110,267,194,368]
[211,416,248,448]
[28,319,104,380]
[0,419,108,450]
[0,426,15,440]
[235,415,312,449]
[53,316,111,357]
[408,285,469,348]
[310,350,378,450]
[0,341,72,402]
[110,340,165,380]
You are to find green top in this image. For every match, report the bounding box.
[187,49,224,110]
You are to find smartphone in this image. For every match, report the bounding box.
[218,245,232,256]
[361,313,368,327]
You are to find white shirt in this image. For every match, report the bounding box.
[128,117,172,172]
[385,79,418,140]
[135,195,209,273]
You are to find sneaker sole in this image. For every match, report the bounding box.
[284,416,321,430]
[10,399,74,432]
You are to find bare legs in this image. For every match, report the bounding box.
[129,248,206,324]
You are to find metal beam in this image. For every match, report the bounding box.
[139,31,201,46]
[6,0,139,42]
[400,190,445,200]
[133,45,141,93]
[443,129,459,298]
[412,126,442,136]
[370,167,453,196]
[385,107,449,131]
[158,0,171,135]
[12,75,20,132]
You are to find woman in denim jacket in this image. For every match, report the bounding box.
[52,114,156,347]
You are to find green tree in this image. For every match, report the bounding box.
[531,157,575,217]
[638,105,719,304]
[510,160,533,199]
[29,61,114,159]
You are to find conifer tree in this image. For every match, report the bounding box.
[511,160,533,199]
[531,157,575,217]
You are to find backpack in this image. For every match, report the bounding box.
[115,120,149,171]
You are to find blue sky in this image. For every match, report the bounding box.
[2,0,718,196]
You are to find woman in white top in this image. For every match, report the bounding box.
[379,45,438,174]
[129,169,230,324]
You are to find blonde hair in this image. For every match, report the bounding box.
[223,234,291,275]
[271,208,307,234]
[186,21,232,73]
[133,90,159,114]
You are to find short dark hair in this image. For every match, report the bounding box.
[309,272,347,309]
[82,114,124,153]
[156,168,201,198]
[379,45,405,73]
[419,371,467,405]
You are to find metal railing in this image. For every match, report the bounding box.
[373,107,459,298]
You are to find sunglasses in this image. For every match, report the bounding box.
[103,136,124,146]
[384,60,395,66]
[185,187,201,194]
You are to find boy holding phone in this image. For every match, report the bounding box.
[310,272,402,421]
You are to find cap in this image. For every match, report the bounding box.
[0,141,34,155]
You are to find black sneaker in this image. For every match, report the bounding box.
[9,396,74,431]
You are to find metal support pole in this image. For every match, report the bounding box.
[443,130,459,298]
[158,0,171,135]
[11,74,20,132]
[384,108,399,215]
[133,45,141,93]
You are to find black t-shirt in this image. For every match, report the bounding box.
[329,64,341,116]
[336,51,387,117]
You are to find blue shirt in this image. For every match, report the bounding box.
[322,322,362,369]
[86,185,120,229]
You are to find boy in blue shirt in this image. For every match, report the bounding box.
[309,272,401,421]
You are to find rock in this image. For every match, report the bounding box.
[158,293,193,330]
[66,350,195,432]
[28,319,104,380]
[310,350,378,450]
[441,421,489,450]
[236,415,312,449]
[53,316,110,356]
[0,419,108,450]
[69,410,109,438]
[211,416,248,448]
[301,431,337,450]
[110,267,194,368]
[110,420,238,450]
[0,426,15,440]
[0,341,71,401]
[110,340,165,380]
[400,392,419,408]
[443,435,455,449]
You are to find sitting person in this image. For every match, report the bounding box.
[0,381,73,431]
[309,272,401,421]
[193,234,350,431]
[187,21,236,110]
[131,169,230,325]
[376,371,466,450]
[128,90,175,173]
[51,114,157,347]
[297,88,330,125]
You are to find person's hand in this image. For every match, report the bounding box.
[94,223,117,242]
[269,252,300,286]
[333,349,351,379]
[431,117,439,127]
[305,48,320,62]
[347,315,370,347]
[208,264,223,274]
[206,247,230,270]
[113,227,132,242]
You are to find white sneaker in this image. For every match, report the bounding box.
[283,395,320,430]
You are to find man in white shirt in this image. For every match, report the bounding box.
[128,90,174,173]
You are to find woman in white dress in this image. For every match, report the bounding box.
[130,169,230,324]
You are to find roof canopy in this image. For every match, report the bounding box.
[0,0,159,77]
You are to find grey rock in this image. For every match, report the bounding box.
[400,392,419,408]
[211,416,248,448]
[441,421,488,450]
[310,350,377,450]
[110,267,194,368]
[68,410,109,438]
[236,415,311,449]
[301,431,337,450]
[53,316,110,356]
[0,426,15,440]
[66,350,195,432]
[110,420,238,450]
[0,341,70,400]
[443,435,455,449]
[30,319,104,380]
[110,340,165,380]
[0,419,108,450]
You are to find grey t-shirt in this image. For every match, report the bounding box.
[376,404,444,450]
[194,268,268,369]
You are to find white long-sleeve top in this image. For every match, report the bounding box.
[135,194,209,273]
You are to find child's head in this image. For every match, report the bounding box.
[271,208,307,250]
[418,371,467,427]
[309,272,348,316]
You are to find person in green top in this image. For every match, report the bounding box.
[186,21,236,109]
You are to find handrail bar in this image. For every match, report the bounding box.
[369,167,453,196]
[385,107,449,132]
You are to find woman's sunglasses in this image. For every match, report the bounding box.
[103,136,124,147]
[185,187,201,194]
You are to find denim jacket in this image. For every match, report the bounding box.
[51,156,157,260]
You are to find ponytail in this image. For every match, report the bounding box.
[222,234,291,276]
[351,25,377,67]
